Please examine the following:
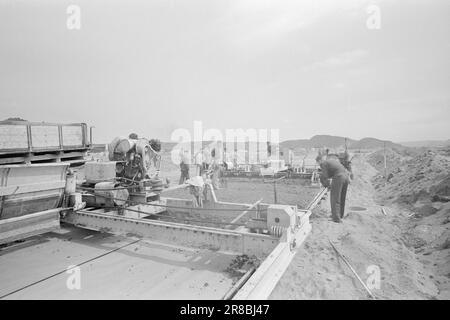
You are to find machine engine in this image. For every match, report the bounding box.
[108,137,161,181]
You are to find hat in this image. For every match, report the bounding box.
[186,176,205,187]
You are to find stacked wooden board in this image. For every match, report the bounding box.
[0,121,90,165]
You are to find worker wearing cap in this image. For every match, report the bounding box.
[316,153,350,223]
[187,176,205,207]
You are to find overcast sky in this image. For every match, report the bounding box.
[0,0,449,143]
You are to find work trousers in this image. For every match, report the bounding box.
[179,164,190,184]
[330,173,350,221]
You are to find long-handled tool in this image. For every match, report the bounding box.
[329,239,376,300]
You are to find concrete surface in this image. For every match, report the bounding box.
[0,225,236,299]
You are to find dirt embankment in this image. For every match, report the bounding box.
[368,148,450,299]
[271,152,448,300]
[369,148,450,206]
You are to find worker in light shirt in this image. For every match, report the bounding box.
[194,150,203,176]
[210,148,221,190]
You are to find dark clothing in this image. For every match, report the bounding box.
[179,162,190,184]
[319,159,350,222]
[319,159,347,186]
[330,173,350,220]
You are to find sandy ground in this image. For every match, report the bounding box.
[270,154,449,300]
[0,226,236,299]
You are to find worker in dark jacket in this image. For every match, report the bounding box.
[316,154,350,223]
[179,150,190,184]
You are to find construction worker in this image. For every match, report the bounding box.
[187,176,204,207]
[202,147,211,174]
[316,152,350,223]
[194,150,203,176]
[210,148,220,190]
[179,150,190,184]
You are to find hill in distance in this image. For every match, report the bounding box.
[349,137,403,150]
[99,135,406,152]
[399,140,450,148]
[281,135,403,150]
[281,135,355,149]
[161,135,404,152]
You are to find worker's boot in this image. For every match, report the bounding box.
[331,216,342,223]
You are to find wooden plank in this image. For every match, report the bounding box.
[305,187,328,214]
[30,125,60,150]
[207,183,218,203]
[228,199,262,226]
[0,121,89,155]
[0,124,29,152]
[233,221,312,300]
[160,184,189,193]
[0,152,87,165]
[61,125,84,148]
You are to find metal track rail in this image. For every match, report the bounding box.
[63,209,279,258]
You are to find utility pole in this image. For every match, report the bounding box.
[271,176,285,204]
[273,179,277,204]
[383,141,387,179]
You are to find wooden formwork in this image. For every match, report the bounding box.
[0,121,90,165]
[231,187,328,300]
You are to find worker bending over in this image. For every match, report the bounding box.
[187,176,205,207]
[316,153,350,223]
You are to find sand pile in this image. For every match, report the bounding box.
[370,148,450,206]
[368,148,450,299]
[271,155,444,299]
[368,148,406,176]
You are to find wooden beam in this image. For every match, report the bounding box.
[233,219,312,300]
[329,239,376,299]
[227,199,263,227]
[160,184,189,193]
[207,183,218,203]
[305,187,328,214]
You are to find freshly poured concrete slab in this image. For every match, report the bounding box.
[0,225,236,299]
